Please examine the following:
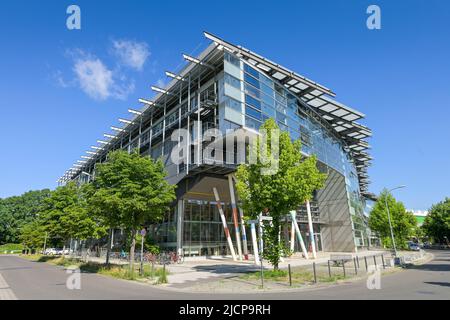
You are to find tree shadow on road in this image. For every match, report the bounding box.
[404,263,450,272]
[423,281,450,287]
[193,264,260,274]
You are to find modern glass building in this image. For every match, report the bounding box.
[59,32,374,257]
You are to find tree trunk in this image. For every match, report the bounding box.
[129,229,136,276]
[273,220,280,271]
[106,228,112,265]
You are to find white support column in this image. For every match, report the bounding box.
[290,210,309,259]
[306,200,317,259]
[290,220,295,252]
[227,175,243,261]
[231,175,249,260]
[186,75,191,175]
[197,83,201,165]
[238,207,249,260]
[249,221,259,265]
[213,187,237,261]
[176,200,184,256]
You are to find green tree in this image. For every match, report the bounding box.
[19,219,47,250]
[37,182,106,246]
[87,150,176,274]
[422,198,450,243]
[368,190,417,249]
[235,119,326,269]
[0,189,51,244]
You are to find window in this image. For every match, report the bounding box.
[261,92,275,107]
[287,115,300,129]
[289,129,300,141]
[225,52,240,67]
[286,106,298,121]
[245,94,261,110]
[224,96,242,112]
[300,132,311,146]
[141,131,150,145]
[151,143,162,159]
[245,116,261,130]
[262,102,276,118]
[261,82,274,98]
[224,73,241,89]
[244,73,260,89]
[275,91,287,105]
[276,111,287,124]
[245,105,262,121]
[166,111,178,126]
[275,100,286,113]
[244,63,260,79]
[260,74,273,89]
[153,122,163,136]
[244,83,260,99]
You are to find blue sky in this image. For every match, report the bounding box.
[0,1,449,210]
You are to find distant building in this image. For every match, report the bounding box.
[409,210,428,226]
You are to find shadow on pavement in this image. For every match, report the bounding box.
[405,263,450,272]
[193,264,259,274]
[423,281,450,287]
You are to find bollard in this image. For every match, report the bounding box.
[381,254,386,269]
[342,260,346,278]
[353,258,358,275]
[328,260,331,278]
[356,256,360,268]
[288,264,292,286]
[373,255,377,269]
[313,262,317,283]
[364,256,368,271]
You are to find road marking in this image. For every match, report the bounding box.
[0,273,18,300]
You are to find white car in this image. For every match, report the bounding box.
[44,248,58,255]
[408,242,420,251]
[55,249,70,255]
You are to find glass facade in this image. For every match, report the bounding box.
[68,37,372,256]
[182,200,243,256]
[220,52,370,249]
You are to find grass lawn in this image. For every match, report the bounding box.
[0,243,24,254]
[20,254,169,284]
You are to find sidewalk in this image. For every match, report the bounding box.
[73,249,404,288]
[164,250,391,287]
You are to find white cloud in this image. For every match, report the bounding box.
[74,57,114,100]
[69,50,135,101]
[112,39,150,71]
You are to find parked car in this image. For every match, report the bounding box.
[44,248,58,255]
[408,242,420,251]
[54,248,70,255]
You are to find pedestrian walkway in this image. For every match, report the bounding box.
[164,250,392,288]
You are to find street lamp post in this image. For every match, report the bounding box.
[385,185,406,257]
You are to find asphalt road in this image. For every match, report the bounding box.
[0,250,449,300]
